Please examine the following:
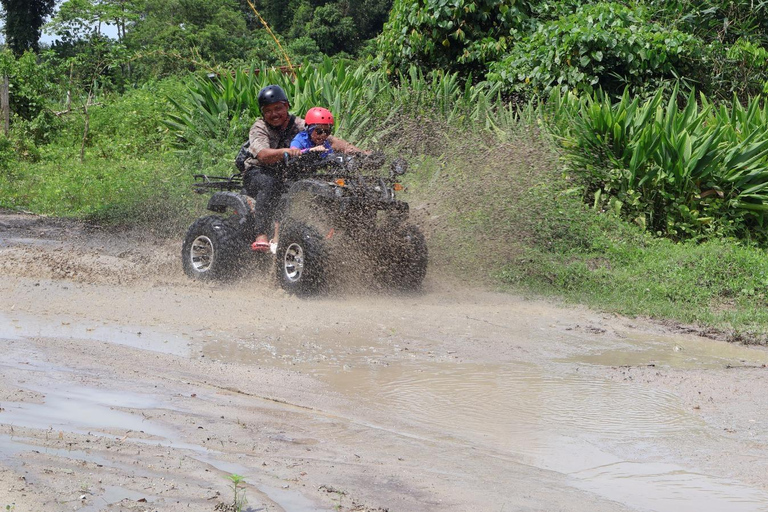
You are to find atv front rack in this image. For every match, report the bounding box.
[192,173,244,193]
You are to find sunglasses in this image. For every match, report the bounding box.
[313,127,332,135]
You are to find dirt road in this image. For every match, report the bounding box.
[1,211,768,512]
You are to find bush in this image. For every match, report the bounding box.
[87,79,184,156]
[488,2,702,99]
[376,0,529,77]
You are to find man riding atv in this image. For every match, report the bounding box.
[182,86,428,296]
[242,85,363,252]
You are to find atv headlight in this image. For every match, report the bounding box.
[389,158,408,178]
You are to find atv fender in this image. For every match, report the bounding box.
[207,192,257,228]
[286,180,334,198]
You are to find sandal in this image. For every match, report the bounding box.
[251,236,270,252]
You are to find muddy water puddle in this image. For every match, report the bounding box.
[202,330,768,512]
[569,331,768,369]
[5,312,768,511]
[0,310,192,356]
[0,383,175,438]
[0,372,331,512]
[306,360,768,511]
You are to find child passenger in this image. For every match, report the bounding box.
[290,107,364,156]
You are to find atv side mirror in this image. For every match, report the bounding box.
[389,158,408,178]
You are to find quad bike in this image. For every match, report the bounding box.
[181,151,428,296]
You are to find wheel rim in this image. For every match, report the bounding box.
[283,242,305,283]
[190,235,214,273]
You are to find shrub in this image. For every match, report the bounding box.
[488,2,702,99]
[376,0,530,77]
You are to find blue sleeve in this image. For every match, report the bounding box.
[291,132,309,149]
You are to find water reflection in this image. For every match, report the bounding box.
[311,361,768,512]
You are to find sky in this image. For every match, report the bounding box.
[40,24,119,44]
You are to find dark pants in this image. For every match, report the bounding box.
[243,166,287,237]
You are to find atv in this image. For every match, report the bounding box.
[181,151,428,296]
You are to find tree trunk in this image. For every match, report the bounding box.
[1,75,9,136]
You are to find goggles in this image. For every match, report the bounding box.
[312,126,332,135]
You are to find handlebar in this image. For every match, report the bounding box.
[277,150,400,181]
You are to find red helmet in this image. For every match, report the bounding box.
[305,107,334,126]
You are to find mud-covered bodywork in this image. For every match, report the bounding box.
[182,152,427,295]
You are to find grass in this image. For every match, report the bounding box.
[0,149,197,235]
[500,234,768,340]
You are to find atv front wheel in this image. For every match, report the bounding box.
[276,221,328,296]
[181,215,244,281]
[381,224,428,291]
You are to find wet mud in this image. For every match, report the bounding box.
[1,211,768,511]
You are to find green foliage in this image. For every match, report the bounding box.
[285,37,324,64]
[488,2,701,99]
[302,4,358,55]
[123,0,253,75]
[550,85,768,242]
[0,49,59,125]
[85,80,181,155]
[50,34,130,95]
[260,0,393,57]
[385,66,504,140]
[703,38,768,101]
[377,0,529,77]
[648,0,768,46]
[1,0,56,55]
[0,146,186,220]
[0,77,191,229]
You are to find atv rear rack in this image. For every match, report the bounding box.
[192,173,244,193]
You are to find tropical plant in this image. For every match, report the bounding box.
[552,85,768,241]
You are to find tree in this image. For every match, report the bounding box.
[0,0,57,55]
[123,0,253,76]
[47,0,143,43]
[376,0,530,77]
[290,2,357,55]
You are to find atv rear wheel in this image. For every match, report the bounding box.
[181,215,245,281]
[276,221,328,296]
